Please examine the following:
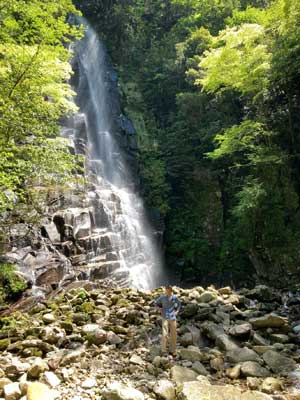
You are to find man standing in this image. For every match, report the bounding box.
[154,286,181,357]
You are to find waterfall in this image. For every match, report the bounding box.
[63,20,163,290]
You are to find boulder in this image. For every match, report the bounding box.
[101,381,144,400]
[180,381,272,400]
[170,366,198,385]
[81,324,107,345]
[3,382,22,400]
[216,334,239,351]
[262,350,296,374]
[153,380,176,400]
[249,314,287,329]
[198,291,217,303]
[229,323,252,338]
[181,304,199,318]
[179,346,203,362]
[180,333,193,347]
[227,347,261,363]
[240,362,269,378]
[192,361,209,376]
[26,382,55,400]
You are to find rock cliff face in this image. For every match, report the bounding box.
[1,21,163,293]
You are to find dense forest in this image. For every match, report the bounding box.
[0,0,300,292]
[74,0,300,288]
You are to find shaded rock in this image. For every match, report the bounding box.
[153,380,176,400]
[240,362,269,378]
[180,333,193,347]
[229,323,252,338]
[170,366,198,385]
[101,381,144,400]
[216,334,239,351]
[192,361,209,376]
[210,357,225,371]
[60,348,85,366]
[179,346,203,362]
[269,334,289,344]
[250,314,287,329]
[198,291,217,303]
[182,304,198,318]
[253,333,269,346]
[227,347,261,363]
[262,350,296,374]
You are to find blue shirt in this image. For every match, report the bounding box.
[154,294,181,320]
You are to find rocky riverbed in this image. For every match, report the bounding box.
[1,284,300,400]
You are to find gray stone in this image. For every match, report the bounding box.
[179,346,203,362]
[182,304,199,318]
[227,347,261,363]
[262,350,296,374]
[216,334,239,351]
[229,323,252,337]
[180,333,193,347]
[249,314,287,329]
[170,366,198,385]
[240,362,269,378]
[191,361,208,376]
[198,291,217,303]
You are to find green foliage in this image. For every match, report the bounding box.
[54,0,300,286]
[0,264,27,303]
[0,0,82,239]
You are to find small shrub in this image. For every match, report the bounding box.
[0,263,27,303]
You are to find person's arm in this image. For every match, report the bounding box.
[174,296,182,314]
[154,295,163,308]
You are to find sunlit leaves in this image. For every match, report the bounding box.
[198,24,271,97]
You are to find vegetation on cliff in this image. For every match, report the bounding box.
[75,0,300,287]
[0,0,82,249]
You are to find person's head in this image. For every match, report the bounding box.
[165,285,173,296]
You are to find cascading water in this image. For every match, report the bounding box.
[64,19,164,290]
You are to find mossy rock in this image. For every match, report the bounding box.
[116,299,130,307]
[77,301,95,314]
[22,347,43,357]
[60,321,74,334]
[0,338,10,350]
